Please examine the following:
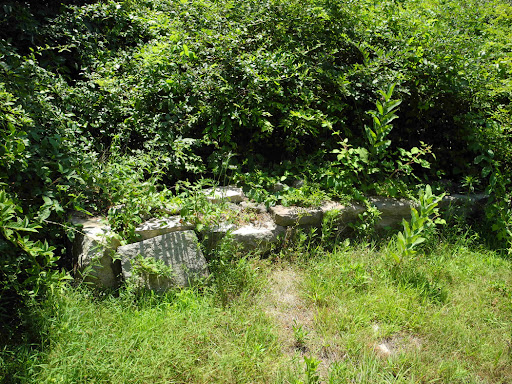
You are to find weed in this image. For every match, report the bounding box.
[129,254,175,291]
[390,185,445,264]
[303,356,321,384]
[292,320,309,350]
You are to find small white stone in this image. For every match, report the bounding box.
[135,216,194,241]
[375,343,392,357]
[202,186,245,203]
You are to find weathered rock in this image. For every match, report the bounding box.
[71,216,121,288]
[209,222,238,235]
[135,216,194,241]
[439,193,488,210]
[204,222,238,250]
[292,179,305,188]
[240,200,267,214]
[226,202,243,211]
[369,197,416,228]
[320,201,346,214]
[272,182,286,192]
[231,223,286,251]
[320,201,366,226]
[270,205,324,227]
[368,194,488,228]
[339,203,366,221]
[117,230,208,290]
[202,186,245,203]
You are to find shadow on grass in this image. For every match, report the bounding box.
[390,264,448,304]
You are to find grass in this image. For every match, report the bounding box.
[1,231,512,383]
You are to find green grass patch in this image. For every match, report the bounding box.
[302,240,512,383]
[2,236,511,383]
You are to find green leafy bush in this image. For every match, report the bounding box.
[1,0,512,329]
[0,190,67,328]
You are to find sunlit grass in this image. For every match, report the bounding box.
[302,239,512,383]
[2,234,511,383]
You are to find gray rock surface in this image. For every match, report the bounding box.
[240,200,268,214]
[231,223,286,251]
[439,193,488,210]
[71,216,121,288]
[270,205,324,227]
[202,186,245,203]
[369,197,416,228]
[117,230,208,290]
[272,182,286,192]
[339,203,366,222]
[320,201,346,214]
[135,216,194,241]
[204,222,238,250]
[320,201,366,225]
[292,179,305,188]
[240,201,267,213]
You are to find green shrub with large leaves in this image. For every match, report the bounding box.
[4,0,511,171]
[1,0,512,325]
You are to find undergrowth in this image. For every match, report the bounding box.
[2,231,511,383]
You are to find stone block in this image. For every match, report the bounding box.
[320,201,366,226]
[117,230,208,290]
[231,223,286,251]
[202,186,245,203]
[204,222,238,250]
[369,197,416,228]
[270,205,323,227]
[439,193,488,210]
[71,216,121,288]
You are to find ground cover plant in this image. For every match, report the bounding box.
[1,0,512,382]
[2,231,512,383]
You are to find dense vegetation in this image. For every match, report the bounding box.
[1,0,512,381]
[3,232,512,383]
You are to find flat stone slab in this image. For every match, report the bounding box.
[71,215,121,288]
[270,205,323,227]
[135,216,194,241]
[231,223,286,251]
[202,186,245,203]
[117,230,208,290]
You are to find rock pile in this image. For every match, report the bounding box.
[71,187,486,290]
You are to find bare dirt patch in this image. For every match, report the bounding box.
[262,266,345,379]
[264,267,314,352]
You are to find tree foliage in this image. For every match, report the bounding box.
[1,0,512,323]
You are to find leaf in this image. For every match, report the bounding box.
[376,101,384,116]
[354,147,369,163]
[390,251,401,264]
[411,236,426,247]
